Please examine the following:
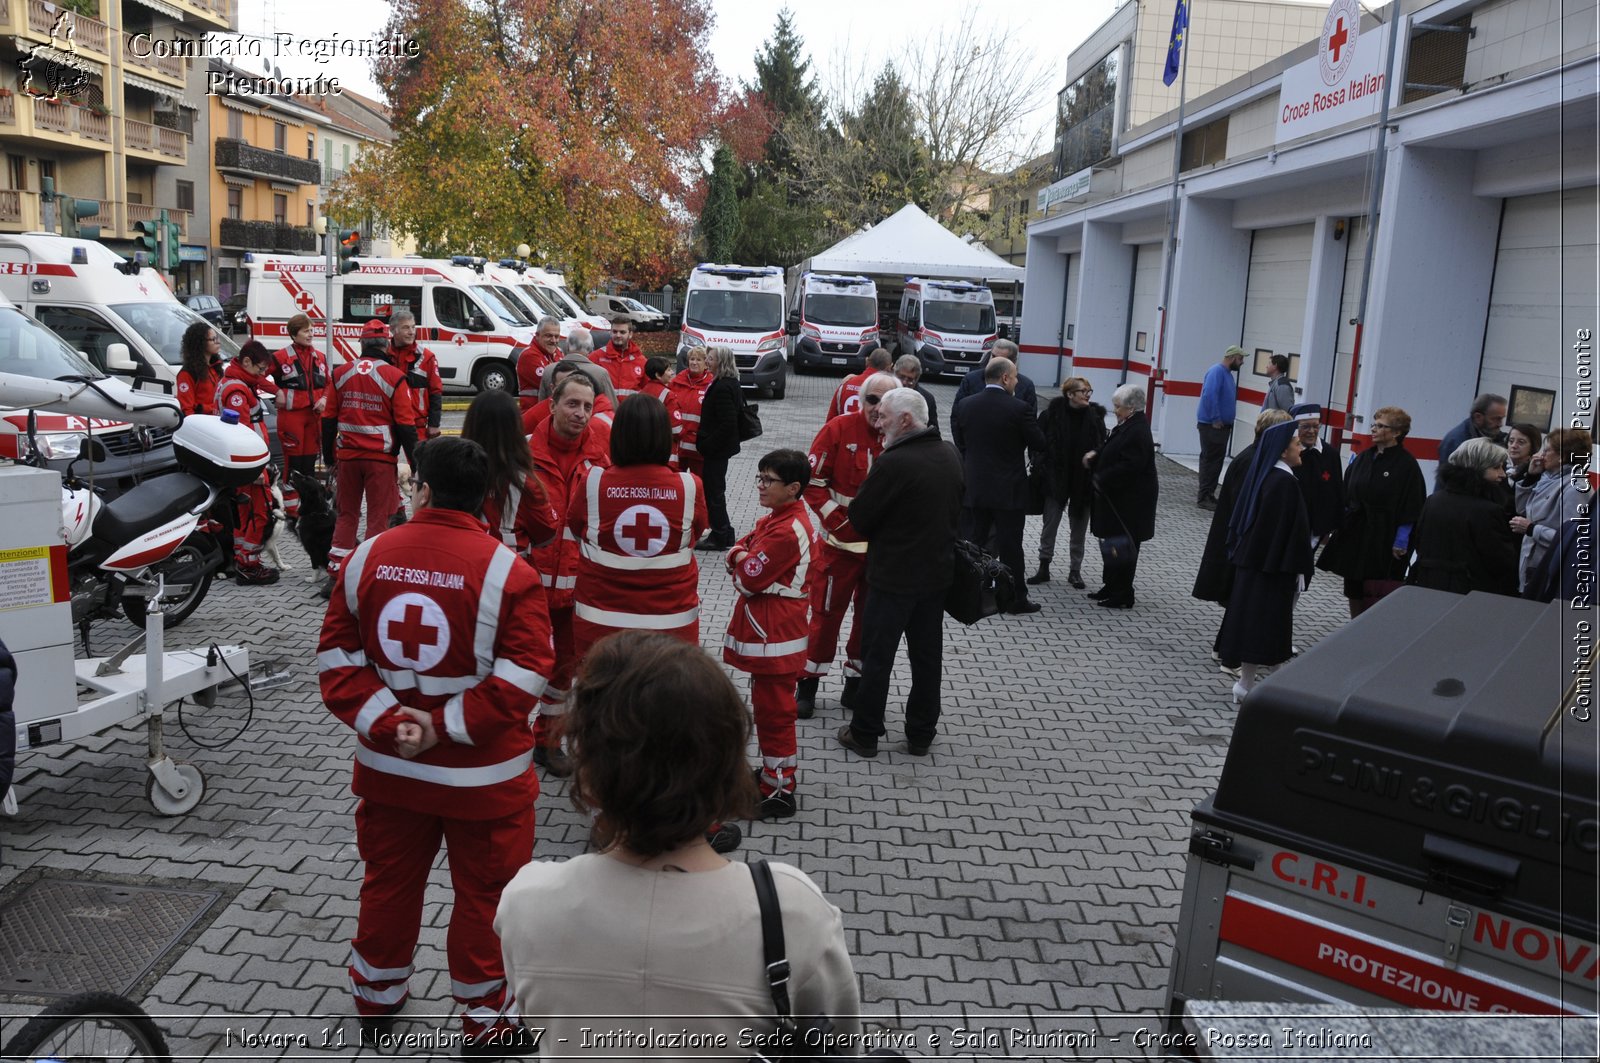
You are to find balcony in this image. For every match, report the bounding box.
[126,203,189,240]
[0,189,40,231]
[124,115,186,164]
[214,138,321,186]
[218,217,317,252]
[166,0,233,31]
[0,0,112,57]
[0,92,114,152]
[122,31,185,85]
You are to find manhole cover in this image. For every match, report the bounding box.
[0,875,223,999]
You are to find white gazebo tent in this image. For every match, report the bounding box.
[798,203,1025,281]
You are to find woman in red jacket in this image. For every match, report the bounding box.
[666,346,713,474]
[462,390,559,559]
[176,321,223,416]
[569,394,706,661]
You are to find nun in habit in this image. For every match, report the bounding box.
[1216,418,1316,704]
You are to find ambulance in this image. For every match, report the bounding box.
[895,277,998,378]
[676,263,787,399]
[480,260,613,349]
[786,273,880,373]
[242,254,540,394]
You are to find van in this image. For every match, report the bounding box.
[676,263,787,399]
[481,261,613,349]
[587,292,668,332]
[243,254,540,394]
[896,278,998,378]
[786,273,880,373]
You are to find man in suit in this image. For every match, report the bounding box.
[951,357,1046,614]
[951,339,1037,422]
[893,354,940,436]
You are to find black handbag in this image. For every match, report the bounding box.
[943,539,1015,624]
[738,392,764,442]
[747,860,908,1062]
[1094,487,1137,566]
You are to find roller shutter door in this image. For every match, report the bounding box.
[1238,222,1315,437]
[1123,243,1162,377]
[1328,216,1369,429]
[1480,188,1598,429]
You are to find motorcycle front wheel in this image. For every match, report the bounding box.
[120,533,217,629]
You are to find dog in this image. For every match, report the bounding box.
[262,482,291,571]
[290,471,337,582]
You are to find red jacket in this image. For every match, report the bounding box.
[482,474,561,559]
[569,464,707,633]
[528,417,612,609]
[521,392,614,436]
[516,344,560,411]
[216,363,271,471]
[177,362,222,416]
[318,508,554,819]
[667,370,712,461]
[592,341,646,399]
[826,369,875,422]
[391,342,443,430]
[331,356,415,464]
[272,342,334,413]
[723,500,818,675]
[804,412,884,552]
[640,381,683,467]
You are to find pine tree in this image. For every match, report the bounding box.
[700,144,741,262]
[751,8,824,183]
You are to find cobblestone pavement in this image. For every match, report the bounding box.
[0,367,1352,1059]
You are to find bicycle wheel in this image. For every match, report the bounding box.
[2,991,171,1062]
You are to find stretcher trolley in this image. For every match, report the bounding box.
[1167,588,1599,1019]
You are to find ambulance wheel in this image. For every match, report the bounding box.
[122,537,214,629]
[146,762,205,816]
[770,379,786,400]
[473,359,516,396]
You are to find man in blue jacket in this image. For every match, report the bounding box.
[1196,346,1245,509]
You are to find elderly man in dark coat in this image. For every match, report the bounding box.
[1086,384,1158,609]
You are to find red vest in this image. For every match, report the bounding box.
[569,464,707,633]
[593,342,646,399]
[177,362,221,416]
[272,342,333,412]
[666,371,712,457]
[528,418,612,609]
[391,342,442,427]
[641,382,683,466]
[331,356,414,464]
[318,508,555,819]
[804,412,885,551]
[723,501,818,675]
[481,474,560,558]
[516,344,560,411]
[827,369,875,421]
[215,363,271,458]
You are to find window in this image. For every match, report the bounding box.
[227,187,241,219]
[127,191,143,205]
[37,159,53,186]
[1179,114,1229,172]
[342,283,424,324]
[323,137,333,181]
[273,193,287,224]
[306,131,315,160]
[35,306,127,374]
[226,109,242,140]
[306,200,314,227]
[432,287,478,330]
[274,122,286,153]
[176,180,194,212]
[342,143,351,171]
[7,155,25,192]
[1404,16,1471,103]
[1053,50,1119,180]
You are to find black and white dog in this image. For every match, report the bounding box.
[290,471,336,581]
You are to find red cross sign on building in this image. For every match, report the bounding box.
[1318,0,1360,86]
[377,592,450,670]
[615,504,671,557]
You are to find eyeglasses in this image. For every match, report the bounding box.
[756,475,787,486]
[1370,422,1394,431]
[863,394,883,406]
[1070,388,1092,396]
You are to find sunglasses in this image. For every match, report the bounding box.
[863,394,883,406]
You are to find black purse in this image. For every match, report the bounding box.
[1093,486,1137,566]
[943,539,1015,625]
[739,392,764,442]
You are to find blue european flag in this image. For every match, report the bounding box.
[1163,0,1189,87]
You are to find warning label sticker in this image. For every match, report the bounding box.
[0,545,63,612]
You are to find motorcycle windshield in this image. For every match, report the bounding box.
[0,306,103,380]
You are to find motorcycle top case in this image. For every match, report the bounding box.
[1169,588,1598,1017]
[172,414,269,489]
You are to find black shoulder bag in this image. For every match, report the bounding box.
[738,387,764,442]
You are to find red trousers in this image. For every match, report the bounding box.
[233,482,271,566]
[750,673,799,796]
[348,799,534,1037]
[533,606,574,749]
[329,459,400,577]
[276,409,322,519]
[803,545,866,680]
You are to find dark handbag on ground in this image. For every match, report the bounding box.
[738,392,764,442]
[747,859,908,1062]
[944,539,1016,624]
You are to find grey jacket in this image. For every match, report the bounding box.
[1515,468,1587,592]
[1261,375,1296,413]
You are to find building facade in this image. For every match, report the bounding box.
[1020,0,1598,483]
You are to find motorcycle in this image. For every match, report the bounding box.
[25,409,268,653]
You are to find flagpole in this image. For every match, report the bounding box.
[1151,0,1192,445]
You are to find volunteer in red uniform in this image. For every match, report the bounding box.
[825,348,895,422]
[462,390,560,558]
[520,361,615,436]
[516,317,564,412]
[724,448,819,821]
[797,372,897,717]
[569,394,707,660]
[527,372,611,777]
[176,322,223,417]
[272,313,335,524]
[215,341,280,585]
[667,345,713,474]
[387,309,444,523]
[318,436,552,1056]
[592,316,647,399]
[324,321,417,588]
[641,357,683,467]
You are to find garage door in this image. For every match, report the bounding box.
[1238,222,1315,437]
[1327,215,1369,429]
[1481,188,1598,432]
[1123,243,1161,378]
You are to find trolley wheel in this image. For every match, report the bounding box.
[145,762,205,817]
[1,990,172,1061]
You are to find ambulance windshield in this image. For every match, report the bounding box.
[923,298,995,336]
[684,290,782,332]
[0,306,102,380]
[474,285,534,327]
[522,285,571,321]
[543,285,587,319]
[804,293,876,327]
[110,301,242,365]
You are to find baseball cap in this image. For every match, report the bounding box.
[1224,345,1246,359]
[360,319,391,341]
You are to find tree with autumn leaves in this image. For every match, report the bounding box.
[329,0,719,290]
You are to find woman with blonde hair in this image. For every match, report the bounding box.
[1030,376,1106,588]
[691,346,744,551]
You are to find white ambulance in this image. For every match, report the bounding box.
[896,278,998,378]
[481,261,613,349]
[242,254,539,394]
[786,273,880,373]
[676,263,787,398]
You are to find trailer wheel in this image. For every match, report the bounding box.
[473,359,516,395]
[146,762,205,816]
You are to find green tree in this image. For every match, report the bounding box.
[733,177,824,266]
[750,8,824,182]
[700,144,741,262]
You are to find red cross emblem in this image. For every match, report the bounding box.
[294,290,316,311]
[1328,17,1348,63]
[453,334,467,346]
[377,593,449,669]
[1319,0,1359,85]
[137,282,148,296]
[615,504,670,557]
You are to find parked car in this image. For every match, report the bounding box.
[586,292,669,331]
[221,293,249,335]
[183,294,226,327]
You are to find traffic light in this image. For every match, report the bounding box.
[165,220,181,269]
[133,219,159,258]
[62,198,98,239]
[338,229,361,275]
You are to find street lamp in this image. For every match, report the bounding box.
[314,216,328,236]
[516,242,531,260]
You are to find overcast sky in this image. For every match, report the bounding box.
[226,0,1123,157]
